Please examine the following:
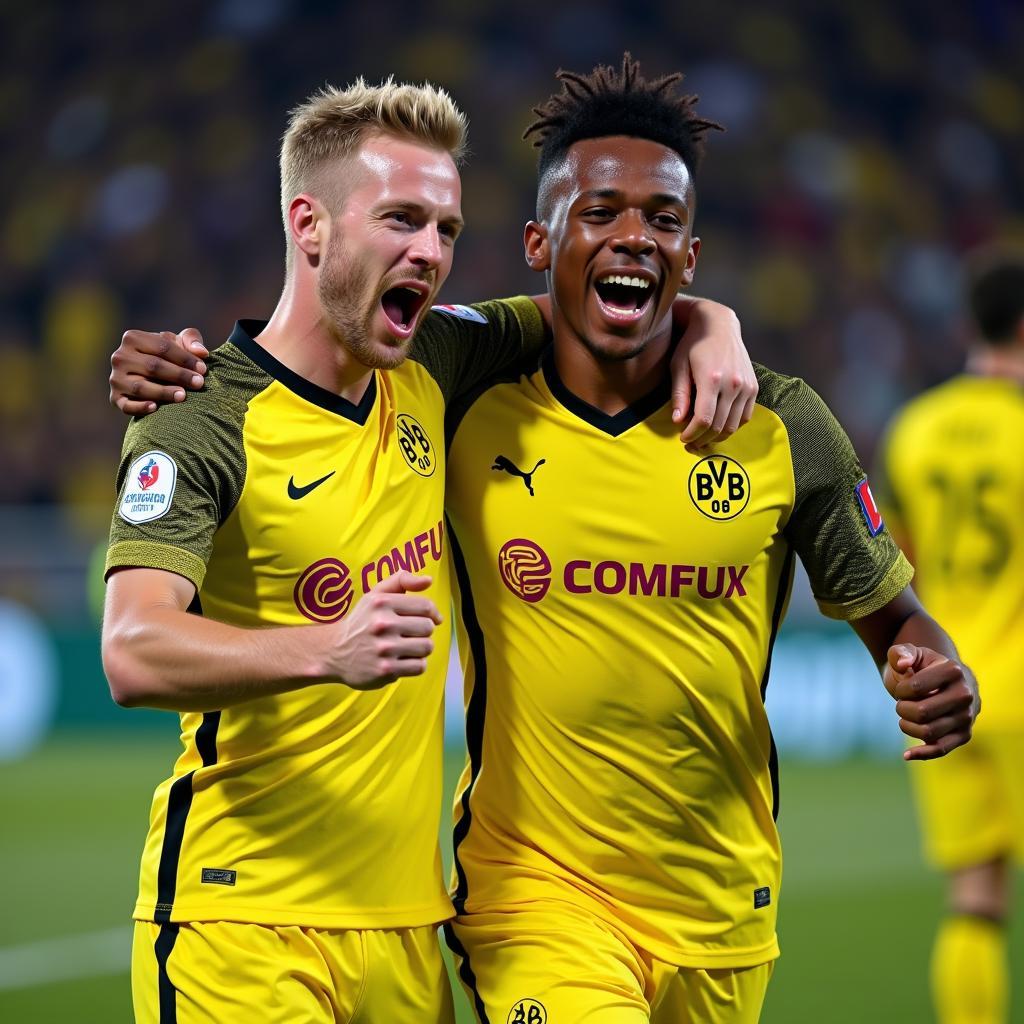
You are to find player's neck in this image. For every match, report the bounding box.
[965,342,1024,384]
[256,279,375,404]
[552,328,673,414]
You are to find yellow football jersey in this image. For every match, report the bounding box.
[106,298,541,929]
[876,375,1024,730]
[445,351,911,967]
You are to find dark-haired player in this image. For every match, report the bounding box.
[876,250,1024,1024]
[438,56,979,1023]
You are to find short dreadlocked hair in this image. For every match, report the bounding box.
[966,247,1024,346]
[524,53,722,218]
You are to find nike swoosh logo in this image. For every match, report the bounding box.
[288,471,336,500]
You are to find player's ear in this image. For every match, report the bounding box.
[524,221,551,273]
[288,194,326,264]
[680,237,700,288]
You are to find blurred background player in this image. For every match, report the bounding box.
[875,249,1024,1024]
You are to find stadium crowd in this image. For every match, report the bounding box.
[2,0,1023,522]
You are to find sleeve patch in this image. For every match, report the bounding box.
[855,477,884,536]
[119,451,178,524]
[431,303,488,324]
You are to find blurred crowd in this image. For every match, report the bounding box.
[3,0,1023,528]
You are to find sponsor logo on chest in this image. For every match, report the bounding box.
[293,520,446,622]
[497,538,749,605]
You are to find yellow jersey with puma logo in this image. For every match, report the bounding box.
[444,350,911,966]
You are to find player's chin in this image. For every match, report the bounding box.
[365,315,419,368]
[582,326,651,363]
[368,338,413,370]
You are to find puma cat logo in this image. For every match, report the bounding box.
[492,455,546,496]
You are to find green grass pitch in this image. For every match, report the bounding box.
[2,732,1020,1022]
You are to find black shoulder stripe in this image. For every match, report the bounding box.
[445,347,545,450]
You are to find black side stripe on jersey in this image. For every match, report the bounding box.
[760,548,795,821]
[442,922,491,1024]
[447,519,488,917]
[153,711,221,923]
[154,922,179,1023]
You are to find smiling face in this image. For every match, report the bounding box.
[526,135,700,363]
[317,133,464,369]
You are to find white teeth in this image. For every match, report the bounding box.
[401,287,421,295]
[597,274,651,289]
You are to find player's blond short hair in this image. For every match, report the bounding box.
[279,78,468,265]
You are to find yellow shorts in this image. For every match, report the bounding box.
[909,728,1024,870]
[446,904,773,1024]
[132,919,454,1023]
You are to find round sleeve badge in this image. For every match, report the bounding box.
[119,451,178,524]
[687,455,750,521]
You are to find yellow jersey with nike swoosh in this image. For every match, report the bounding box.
[444,351,912,966]
[875,375,1024,730]
[105,297,543,928]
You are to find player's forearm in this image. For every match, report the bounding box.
[888,608,960,663]
[852,596,960,669]
[103,608,330,712]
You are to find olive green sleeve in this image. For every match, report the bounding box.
[757,366,914,620]
[408,296,547,402]
[105,382,250,591]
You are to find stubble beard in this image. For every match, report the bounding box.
[317,234,410,371]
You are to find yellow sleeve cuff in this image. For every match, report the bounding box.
[816,551,915,621]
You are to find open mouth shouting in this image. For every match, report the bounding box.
[380,281,431,340]
[593,271,656,325]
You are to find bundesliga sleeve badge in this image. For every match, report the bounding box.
[855,477,884,536]
[430,303,488,324]
[119,450,178,524]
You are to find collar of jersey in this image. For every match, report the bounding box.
[540,346,672,437]
[229,320,377,425]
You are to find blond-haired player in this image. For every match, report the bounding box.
[876,249,1024,1024]
[105,76,472,1024]
[103,77,755,1023]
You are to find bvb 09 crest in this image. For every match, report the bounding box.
[396,413,436,477]
[508,999,547,1024]
[687,455,750,521]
